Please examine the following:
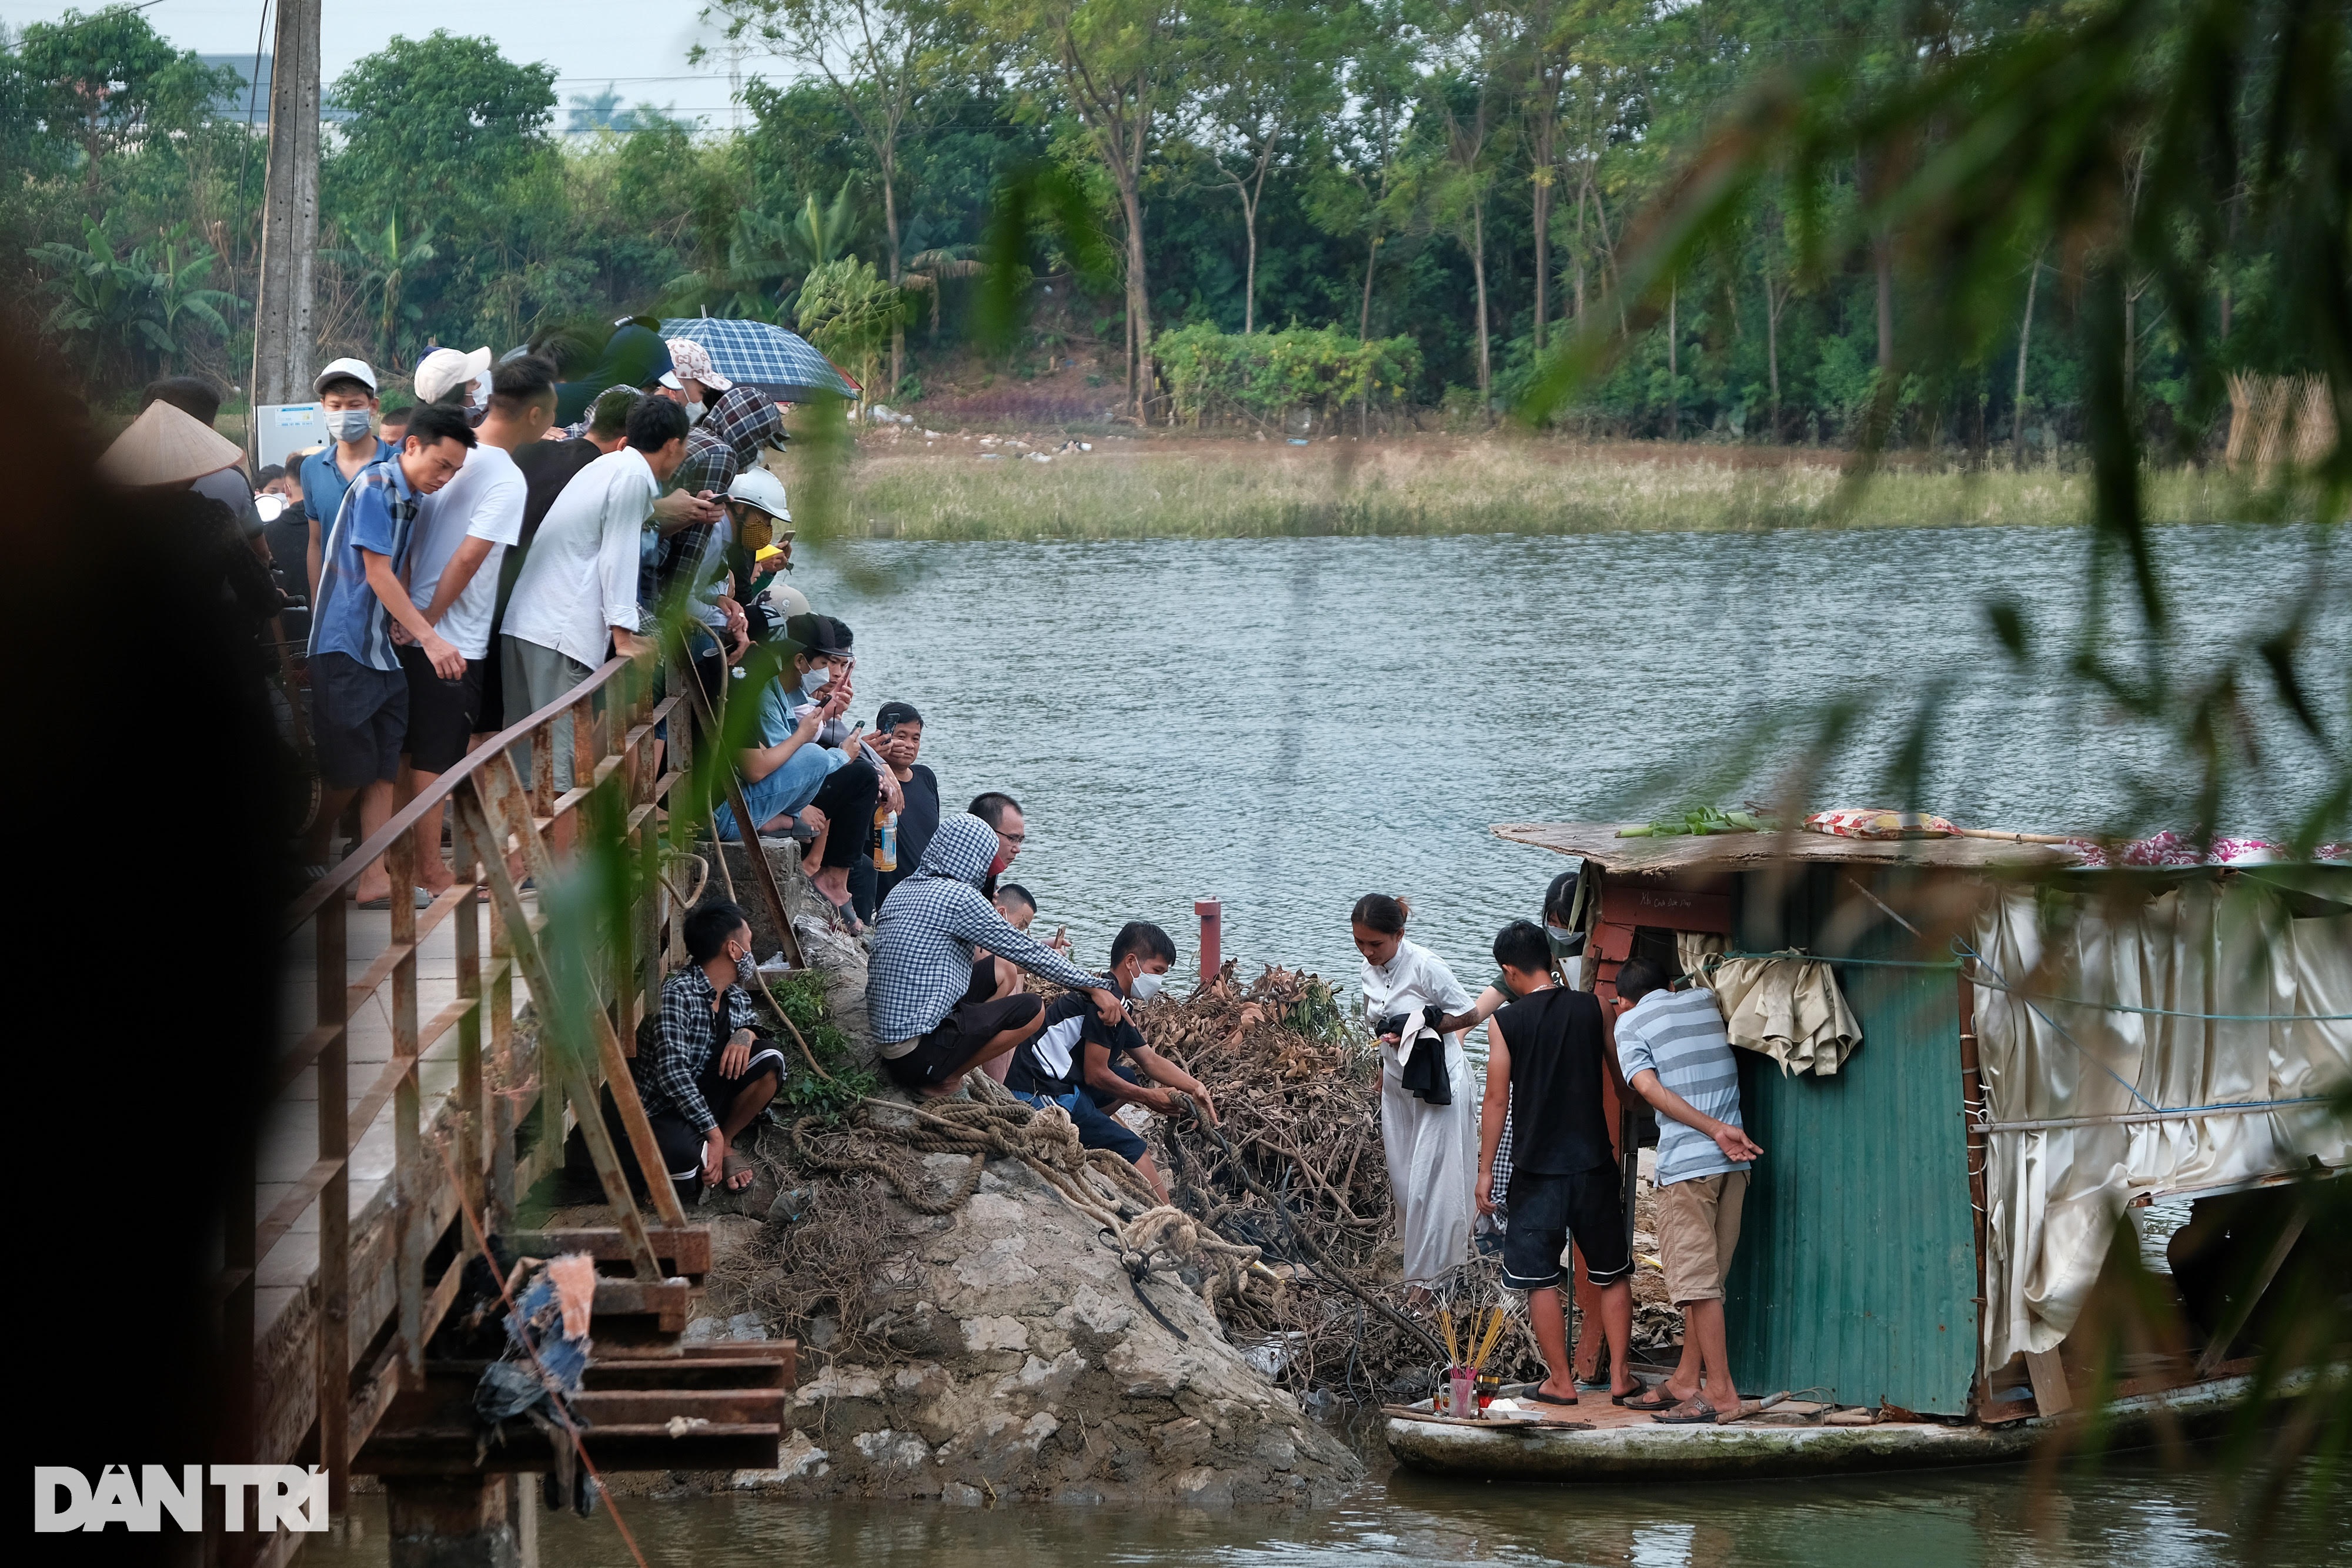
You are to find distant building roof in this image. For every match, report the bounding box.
[198,54,353,124]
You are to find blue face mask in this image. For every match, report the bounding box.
[327,408,373,442]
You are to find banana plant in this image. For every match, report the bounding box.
[30,217,241,379]
[325,214,437,366]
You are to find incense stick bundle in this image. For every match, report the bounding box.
[1473,1306,1509,1369]
[1439,1308,1461,1366]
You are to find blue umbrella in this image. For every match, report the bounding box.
[659,317,861,401]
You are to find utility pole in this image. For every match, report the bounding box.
[252,0,322,409]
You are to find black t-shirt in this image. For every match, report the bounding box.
[501,437,606,618]
[1492,986,1613,1176]
[1007,991,1138,1098]
[879,764,941,895]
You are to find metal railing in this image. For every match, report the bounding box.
[224,644,800,1560]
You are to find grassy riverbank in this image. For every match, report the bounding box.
[799,435,2298,540]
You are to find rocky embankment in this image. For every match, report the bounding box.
[693,840,1362,1504]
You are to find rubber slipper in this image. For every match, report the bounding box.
[1525,1388,1579,1407]
[1617,1386,1680,1410]
[1651,1399,1719,1425]
[721,1146,755,1192]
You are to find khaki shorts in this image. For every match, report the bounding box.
[1656,1170,1748,1304]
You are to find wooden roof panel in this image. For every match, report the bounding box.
[1492,821,2074,874]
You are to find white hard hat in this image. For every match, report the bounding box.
[727,464,790,520]
[762,581,810,622]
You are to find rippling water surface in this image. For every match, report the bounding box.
[313,1446,2348,1567]
[795,524,2344,988]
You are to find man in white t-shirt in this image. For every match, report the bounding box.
[394,352,554,892]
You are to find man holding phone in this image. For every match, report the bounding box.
[713,613,882,928]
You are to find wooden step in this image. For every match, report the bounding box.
[355,1359,790,1476]
[503,1226,711,1279]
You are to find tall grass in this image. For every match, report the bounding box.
[804,439,2288,540]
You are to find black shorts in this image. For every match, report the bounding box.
[311,650,408,790]
[397,646,485,773]
[1502,1166,1633,1291]
[881,992,1043,1093]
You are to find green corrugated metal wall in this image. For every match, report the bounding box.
[1718,871,1980,1414]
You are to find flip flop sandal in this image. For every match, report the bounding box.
[1617,1386,1681,1410]
[721,1146,755,1192]
[1525,1388,1579,1407]
[1651,1400,1720,1425]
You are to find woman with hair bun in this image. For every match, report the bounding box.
[1352,893,1479,1283]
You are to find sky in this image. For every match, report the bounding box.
[0,0,801,125]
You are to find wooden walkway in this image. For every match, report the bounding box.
[257,891,534,1340]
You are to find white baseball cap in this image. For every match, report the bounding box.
[726,465,790,520]
[415,346,494,405]
[313,357,378,395]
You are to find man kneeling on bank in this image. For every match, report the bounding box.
[1006,921,1219,1200]
[1476,920,1643,1407]
[868,814,1124,1097]
[640,900,788,1193]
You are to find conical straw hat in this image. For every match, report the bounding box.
[98,400,245,487]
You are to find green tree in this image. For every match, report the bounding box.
[981,0,1187,417]
[328,33,558,240]
[12,7,237,195]
[711,0,958,387]
[797,255,907,396]
[1190,0,1342,334]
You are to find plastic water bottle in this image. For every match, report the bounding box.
[875,805,898,872]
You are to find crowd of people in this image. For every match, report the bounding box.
[103,343,1762,1420]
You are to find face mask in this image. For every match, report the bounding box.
[803,663,831,693]
[1546,923,1577,944]
[327,409,373,442]
[684,398,706,424]
[1129,971,1165,1003]
[731,945,756,984]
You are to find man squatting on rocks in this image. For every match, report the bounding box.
[1475,920,1641,1406]
[1611,955,1765,1422]
[1004,920,1221,1201]
[630,900,787,1195]
[866,814,1127,1099]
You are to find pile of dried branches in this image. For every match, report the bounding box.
[1135,962,1557,1398]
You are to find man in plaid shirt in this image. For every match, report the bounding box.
[631,900,787,1192]
[867,813,1125,1097]
[649,371,786,667]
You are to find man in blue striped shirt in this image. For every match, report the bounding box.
[302,403,476,904]
[1612,957,1765,1423]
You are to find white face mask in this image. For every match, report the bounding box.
[1129,970,1165,1003]
[684,397,706,424]
[327,408,373,442]
[1546,923,1577,944]
[802,663,831,693]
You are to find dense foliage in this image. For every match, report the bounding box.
[0,0,2333,447]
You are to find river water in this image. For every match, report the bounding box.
[313,1444,2350,1566]
[797,523,2347,989]
[312,524,2347,1562]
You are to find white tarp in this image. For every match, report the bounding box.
[1972,878,2351,1366]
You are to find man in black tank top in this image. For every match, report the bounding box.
[1475,921,1640,1406]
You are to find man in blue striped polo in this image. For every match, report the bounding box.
[1611,956,1765,1423]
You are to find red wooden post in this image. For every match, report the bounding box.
[1194,897,1222,980]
